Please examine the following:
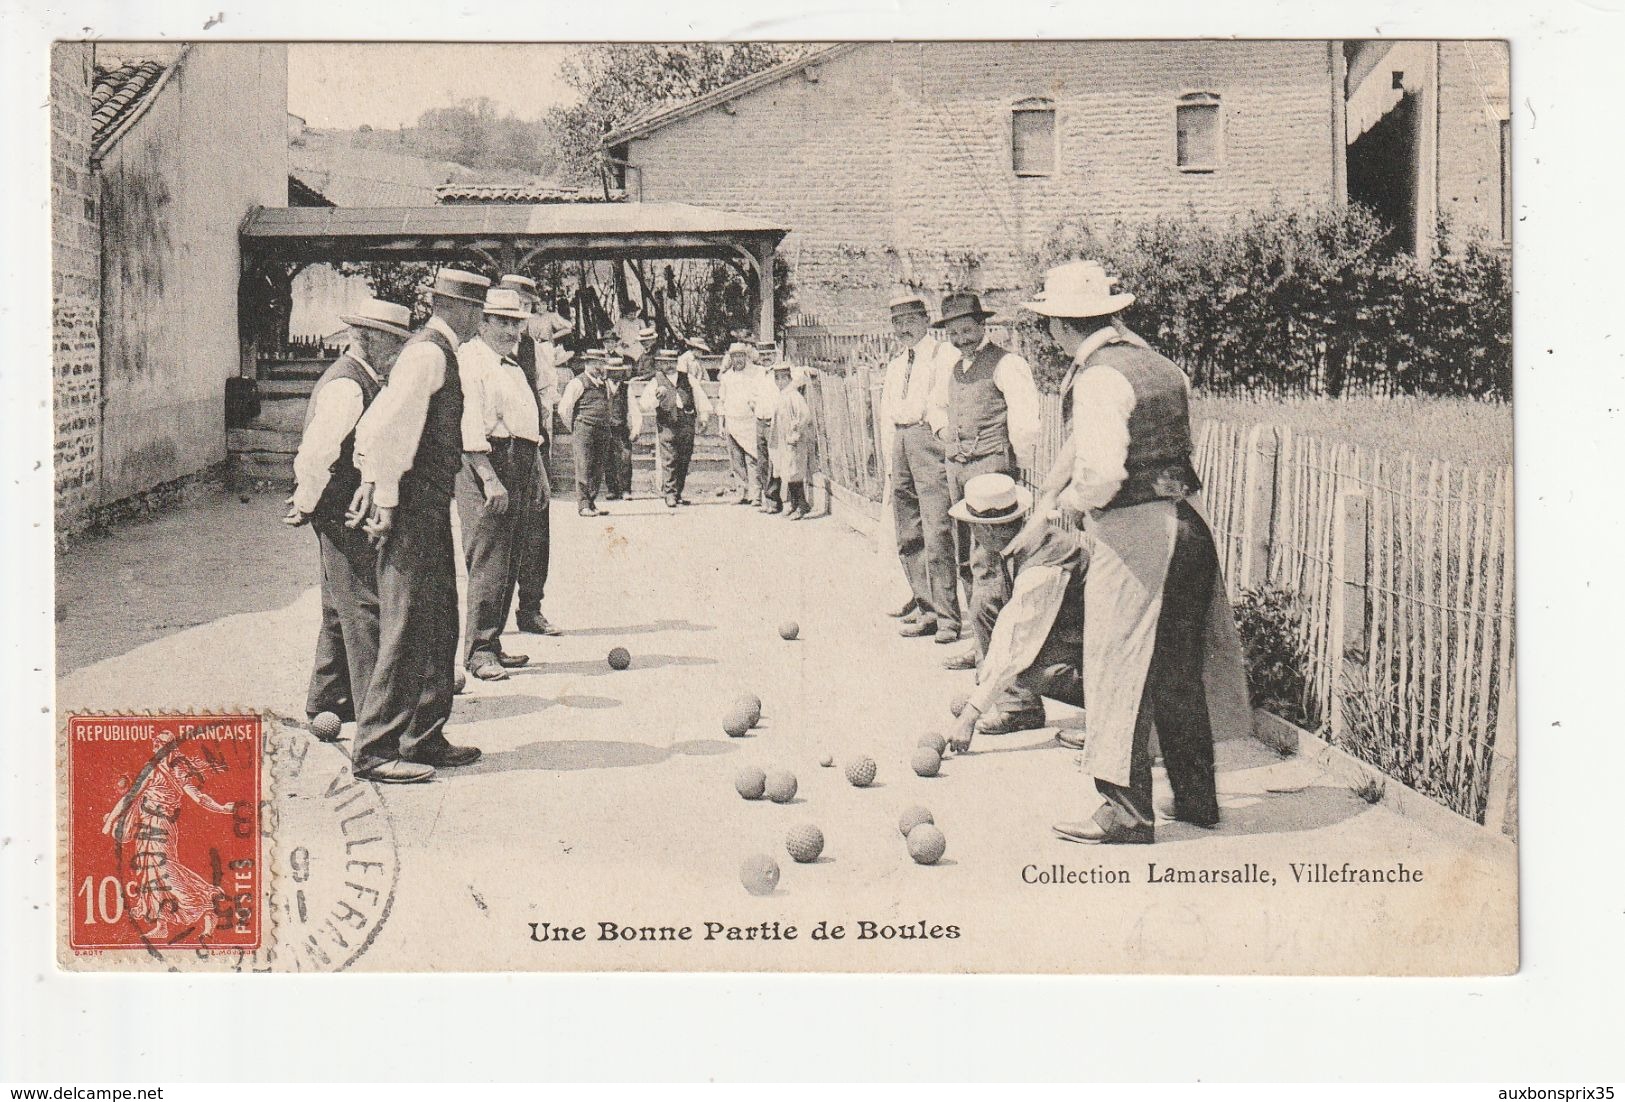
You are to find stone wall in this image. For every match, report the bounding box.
[1437,41,1511,245]
[52,42,101,534]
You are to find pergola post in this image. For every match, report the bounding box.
[755,239,775,344]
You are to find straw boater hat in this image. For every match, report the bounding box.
[726,341,753,358]
[498,274,538,299]
[933,290,996,328]
[889,292,930,321]
[1020,260,1136,318]
[481,287,529,319]
[431,268,491,304]
[949,472,1034,525]
[603,353,629,372]
[340,298,413,339]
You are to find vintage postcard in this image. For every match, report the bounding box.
[52,39,1516,974]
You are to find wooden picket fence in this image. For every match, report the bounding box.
[806,358,1518,836]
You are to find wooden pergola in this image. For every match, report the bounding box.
[237,201,789,370]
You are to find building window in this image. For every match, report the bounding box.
[1012,98,1056,177]
[1499,117,1511,242]
[1176,92,1222,172]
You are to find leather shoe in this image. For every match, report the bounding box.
[887,599,921,619]
[1157,799,1220,829]
[355,759,435,784]
[1052,812,1154,845]
[516,612,561,636]
[665,494,679,508]
[405,742,482,768]
[899,618,938,638]
[578,502,598,517]
[1055,729,1087,751]
[467,657,509,681]
[934,625,961,645]
[496,651,530,669]
[941,649,977,671]
[975,708,1047,736]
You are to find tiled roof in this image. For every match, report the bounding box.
[434,183,625,204]
[91,59,169,156]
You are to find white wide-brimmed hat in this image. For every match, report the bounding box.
[431,268,491,305]
[481,287,529,319]
[339,298,413,339]
[1021,260,1135,319]
[949,472,1034,525]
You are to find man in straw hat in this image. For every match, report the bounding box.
[999,260,1250,843]
[935,290,1042,658]
[942,472,1089,752]
[284,298,412,738]
[881,292,962,641]
[347,267,491,783]
[496,274,565,636]
[750,341,785,513]
[454,287,546,682]
[603,352,641,501]
[717,341,762,504]
[557,351,619,516]
[640,344,714,508]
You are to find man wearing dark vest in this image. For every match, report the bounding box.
[935,291,1041,662]
[1005,260,1250,843]
[557,353,616,516]
[455,287,541,682]
[499,274,566,636]
[348,268,490,784]
[604,354,638,500]
[640,347,714,508]
[283,298,412,737]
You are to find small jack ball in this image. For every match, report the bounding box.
[309,712,342,740]
[845,756,877,788]
[819,754,834,768]
[607,647,631,670]
[949,693,969,718]
[765,770,798,803]
[911,746,942,778]
[785,824,824,863]
[735,767,767,800]
[906,823,947,865]
[740,853,781,896]
[777,621,800,641]
[917,732,948,756]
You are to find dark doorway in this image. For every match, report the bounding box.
[1347,92,1418,255]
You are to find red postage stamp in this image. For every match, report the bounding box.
[66,714,262,952]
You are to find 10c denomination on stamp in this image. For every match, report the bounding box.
[66,714,262,953]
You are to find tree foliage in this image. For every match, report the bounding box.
[344,97,558,177]
[547,43,817,183]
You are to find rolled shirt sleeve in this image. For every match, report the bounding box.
[353,340,446,509]
[458,340,496,453]
[1058,364,1135,513]
[995,351,1041,471]
[556,374,584,431]
[966,565,1072,715]
[291,377,364,515]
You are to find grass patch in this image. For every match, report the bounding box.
[1192,395,1511,466]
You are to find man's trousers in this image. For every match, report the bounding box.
[947,451,1018,652]
[606,430,633,497]
[1095,500,1222,829]
[515,439,551,619]
[754,419,781,507]
[889,425,959,632]
[352,498,460,772]
[726,432,757,499]
[455,439,540,664]
[304,519,380,723]
[658,421,696,499]
[570,420,611,506]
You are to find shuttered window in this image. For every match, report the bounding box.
[1176,92,1222,171]
[1012,99,1056,176]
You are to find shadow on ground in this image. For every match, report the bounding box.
[459,736,738,775]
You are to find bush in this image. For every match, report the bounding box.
[1232,585,1313,729]
[1022,204,1511,399]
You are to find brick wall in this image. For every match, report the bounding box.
[1437,41,1510,245]
[628,41,1339,325]
[52,42,101,533]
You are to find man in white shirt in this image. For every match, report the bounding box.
[283,298,412,738]
[881,293,961,644]
[716,342,760,505]
[454,287,543,682]
[348,268,490,784]
[935,291,1042,659]
[1009,260,1249,844]
[750,342,784,512]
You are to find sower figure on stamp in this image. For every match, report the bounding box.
[881,292,961,640]
[557,352,616,517]
[500,274,568,636]
[943,473,1090,754]
[751,341,784,513]
[454,287,544,683]
[718,342,761,504]
[1010,260,1250,843]
[641,346,714,508]
[936,291,1042,664]
[284,298,412,737]
[348,267,490,784]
